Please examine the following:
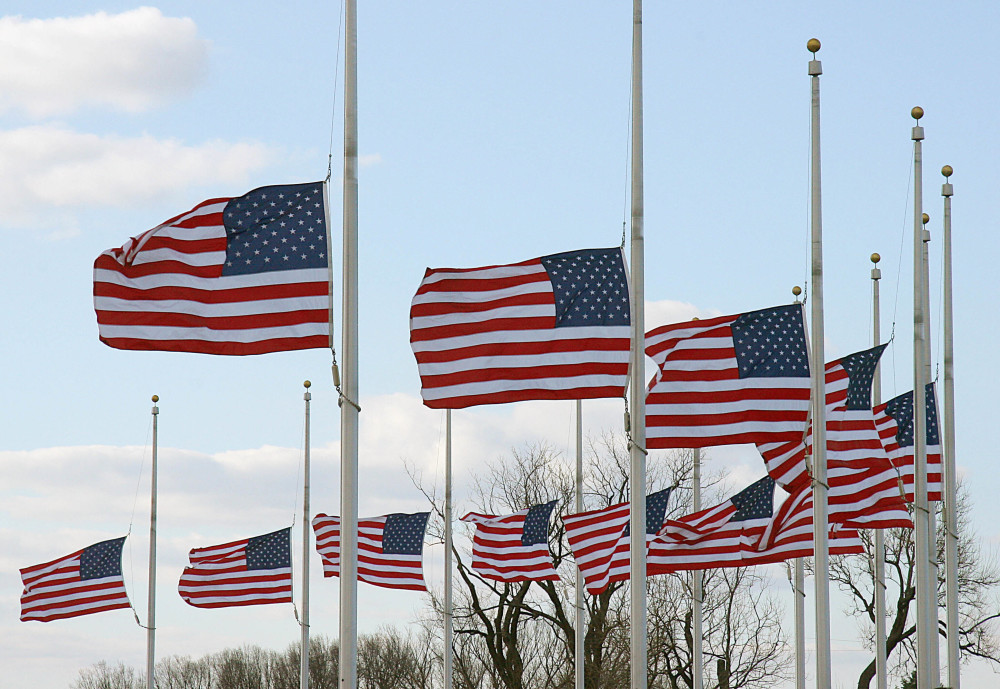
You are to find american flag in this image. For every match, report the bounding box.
[647,477,776,573]
[94,182,331,355]
[20,537,131,622]
[561,488,672,594]
[312,512,429,591]
[645,304,811,448]
[461,502,560,582]
[750,484,865,564]
[178,528,292,608]
[874,384,943,502]
[409,248,631,408]
[757,345,912,529]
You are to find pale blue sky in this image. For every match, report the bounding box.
[1,3,998,687]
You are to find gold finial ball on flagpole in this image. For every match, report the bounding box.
[871,253,881,264]
[304,380,312,389]
[922,213,930,225]
[942,165,953,178]
[807,38,821,53]
[911,106,924,120]
[792,286,802,297]
[151,395,159,403]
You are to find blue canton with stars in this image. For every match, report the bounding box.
[383,512,430,555]
[883,383,940,447]
[731,305,809,379]
[221,182,328,275]
[80,537,126,580]
[623,487,673,537]
[521,501,557,546]
[539,248,630,328]
[731,477,775,521]
[839,344,887,410]
[246,528,291,571]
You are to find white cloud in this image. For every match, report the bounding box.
[0,8,208,117]
[0,125,276,230]
[645,298,722,330]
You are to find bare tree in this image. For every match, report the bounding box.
[827,483,1000,689]
[413,433,790,689]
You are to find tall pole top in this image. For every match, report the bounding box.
[807,38,822,75]
[151,394,159,414]
[942,165,954,197]
[922,213,930,225]
[304,379,312,400]
[871,254,881,281]
[912,107,925,140]
[792,285,802,303]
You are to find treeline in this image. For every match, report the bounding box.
[73,629,434,689]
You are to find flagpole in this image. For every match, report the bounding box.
[146,394,158,689]
[575,400,585,689]
[339,0,359,686]
[444,409,453,689]
[941,164,960,689]
[807,38,833,689]
[628,2,647,688]
[794,559,806,689]
[921,209,941,686]
[871,253,888,689]
[910,106,934,689]
[301,381,312,689]
[791,287,805,689]
[692,447,703,689]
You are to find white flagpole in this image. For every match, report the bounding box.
[575,400,585,689]
[339,0,359,686]
[146,394,158,689]
[791,287,805,689]
[941,164,960,689]
[301,381,312,689]
[628,2,647,688]
[794,559,806,689]
[444,410,453,689]
[871,253,889,689]
[692,447,703,689]
[807,38,833,689]
[910,106,934,689]
[921,209,941,687]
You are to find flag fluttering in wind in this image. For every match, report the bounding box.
[94,182,331,355]
[178,528,292,608]
[20,537,130,622]
[461,501,560,582]
[645,304,811,448]
[647,477,776,572]
[409,247,631,408]
[751,484,865,563]
[757,345,912,529]
[648,478,864,573]
[313,512,429,591]
[874,383,943,502]
[562,488,672,594]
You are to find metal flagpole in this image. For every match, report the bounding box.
[692,447,703,689]
[339,0,359,686]
[628,2,647,688]
[794,559,806,689]
[791,287,805,689]
[444,410,453,689]
[871,253,889,689]
[941,164,960,689]
[575,400,585,689]
[921,210,941,687]
[910,106,934,689]
[807,38,833,689]
[301,381,312,689]
[146,394,158,689]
